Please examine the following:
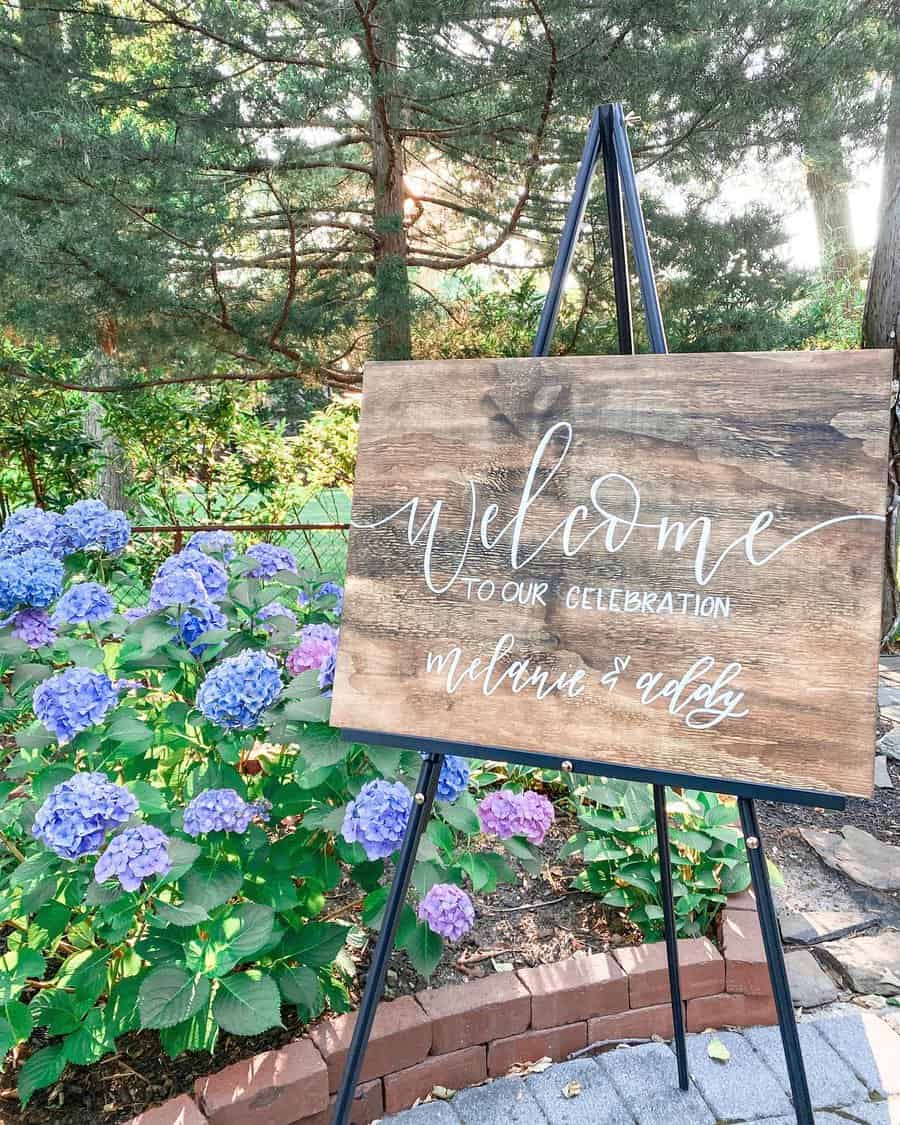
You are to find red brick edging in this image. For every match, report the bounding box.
[130,890,775,1125]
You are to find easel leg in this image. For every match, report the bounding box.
[653,784,689,1090]
[737,798,813,1125]
[332,752,444,1125]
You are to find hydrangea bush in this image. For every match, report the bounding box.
[0,500,550,1108]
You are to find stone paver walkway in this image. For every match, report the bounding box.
[383,1011,900,1125]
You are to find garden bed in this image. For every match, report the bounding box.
[2,811,638,1124]
[6,889,773,1125]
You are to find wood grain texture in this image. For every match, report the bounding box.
[331,351,892,798]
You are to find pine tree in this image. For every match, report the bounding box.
[0,0,887,394]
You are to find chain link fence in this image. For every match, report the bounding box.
[109,513,350,610]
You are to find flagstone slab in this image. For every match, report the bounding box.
[800,826,900,892]
[877,730,900,762]
[875,756,894,788]
[785,950,840,1008]
[780,910,879,946]
[816,932,900,996]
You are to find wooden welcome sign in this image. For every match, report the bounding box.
[331,350,890,800]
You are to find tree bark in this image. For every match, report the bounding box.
[804,145,859,276]
[863,75,900,350]
[367,2,412,361]
[865,71,900,642]
[83,317,130,511]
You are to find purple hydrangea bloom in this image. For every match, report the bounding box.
[298,581,344,616]
[12,608,57,649]
[186,530,237,562]
[172,602,228,657]
[257,601,297,633]
[148,563,209,612]
[61,499,130,555]
[476,790,522,839]
[32,772,138,860]
[94,824,171,892]
[341,779,411,860]
[0,548,64,612]
[155,548,228,603]
[477,789,555,844]
[0,507,68,559]
[286,623,339,676]
[196,649,282,729]
[124,605,149,621]
[33,667,119,743]
[183,788,270,836]
[431,754,470,804]
[417,883,475,941]
[52,581,116,626]
[246,543,297,579]
[510,790,555,845]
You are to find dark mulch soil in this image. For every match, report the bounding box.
[2,811,639,1125]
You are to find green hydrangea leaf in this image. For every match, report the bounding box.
[213,970,282,1035]
[18,1042,66,1106]
[138,967,211,1029]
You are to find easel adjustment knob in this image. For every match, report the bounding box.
[746,835,760,849]
[414,792,426,805]
[561,760,574,772]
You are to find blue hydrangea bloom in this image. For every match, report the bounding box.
[246,543,297,579]
[124,605,149,621]
[172,602,227,657]
[183,788,270,836]
[33,667,119,743]
[196,649,282,729]
[341,779,412,860]
[61,499,130,555]
[94,824,171,892]
[11,608,57,649]
[427,754,470,803]
[0,548,64,612]
[298,581,344,616]
[257,601,297,633]
[32,772,138,860]
[186,530,237,562]
[52,581,116,626]
[154,548,228,603]
[319,650,337,694]
[148,563,209,612]
[0,507,68,559]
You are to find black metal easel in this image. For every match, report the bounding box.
[332,102,822,1125]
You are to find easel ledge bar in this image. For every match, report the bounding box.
[338,727,848,811]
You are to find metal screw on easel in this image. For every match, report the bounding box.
[414,792,425,805]
[746,836,760,849]
[561,760,573,772]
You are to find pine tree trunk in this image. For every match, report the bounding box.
[369,3,412,361]
[83,317,129,512]
[863,76,900,350]
[865,72,900,642]
[805,148,858,276]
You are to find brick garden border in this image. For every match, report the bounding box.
[129,890,776,1125]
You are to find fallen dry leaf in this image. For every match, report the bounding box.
[707,1037,731,1063]
[562,1081,582,1099]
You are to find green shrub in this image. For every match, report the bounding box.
[561,780,749,939]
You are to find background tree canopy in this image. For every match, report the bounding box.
[0,0,897,516]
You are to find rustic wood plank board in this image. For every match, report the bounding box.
[331,351,891,799]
